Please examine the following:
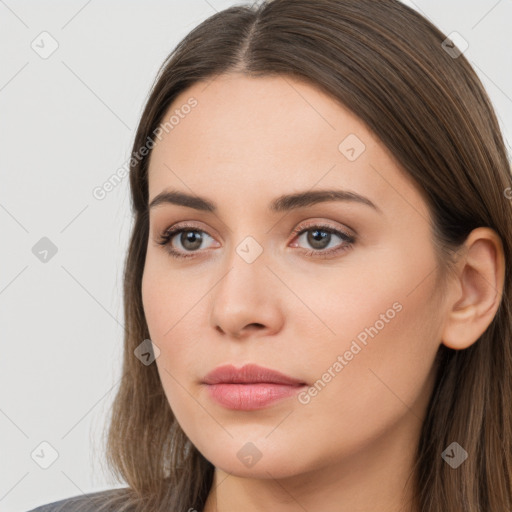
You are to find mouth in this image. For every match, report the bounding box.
[202,363,307,410]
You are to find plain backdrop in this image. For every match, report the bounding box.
[1,1,511,511]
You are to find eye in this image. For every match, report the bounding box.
[156,222,217,259]
[290,221,355,259]
[156,221,356,260]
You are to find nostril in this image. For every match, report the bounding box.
[246,323,265,331]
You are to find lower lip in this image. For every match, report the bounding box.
[205,383,305,410]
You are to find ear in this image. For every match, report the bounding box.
[441,227,505,350]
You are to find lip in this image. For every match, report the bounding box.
[202,364,307,410]
[203,363,306,386]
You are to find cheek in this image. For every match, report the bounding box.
[141,257,210,383]
[141,249,192,340]
[288,249,442,453]
[141,264,206,431]
[141,264,167,341]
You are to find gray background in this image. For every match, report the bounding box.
[1,1,511,511]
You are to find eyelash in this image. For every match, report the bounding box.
[156,221,356,260]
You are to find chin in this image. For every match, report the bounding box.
[200,441,311,480]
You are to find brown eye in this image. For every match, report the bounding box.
[156,222,356,260]
[291,223,356,259]
[157,225,216,259]
[177,230,204,251]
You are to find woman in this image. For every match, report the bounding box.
[29,0,512,510]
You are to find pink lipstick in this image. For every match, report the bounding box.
[202,363,307,410]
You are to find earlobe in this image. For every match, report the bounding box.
[441,227,505,351]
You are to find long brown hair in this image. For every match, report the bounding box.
[85,1,512,510]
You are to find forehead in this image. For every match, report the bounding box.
[146,72,426,220]
[148,72,371,170]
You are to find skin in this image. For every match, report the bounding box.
[141,72,505,512]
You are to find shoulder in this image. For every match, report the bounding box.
[26,487,132,512]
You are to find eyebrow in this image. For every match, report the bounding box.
[148,188,381,214]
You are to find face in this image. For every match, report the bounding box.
[141,72,446,479]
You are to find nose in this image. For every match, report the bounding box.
[209,242,284,340]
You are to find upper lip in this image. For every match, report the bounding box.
[203,363,306,386]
